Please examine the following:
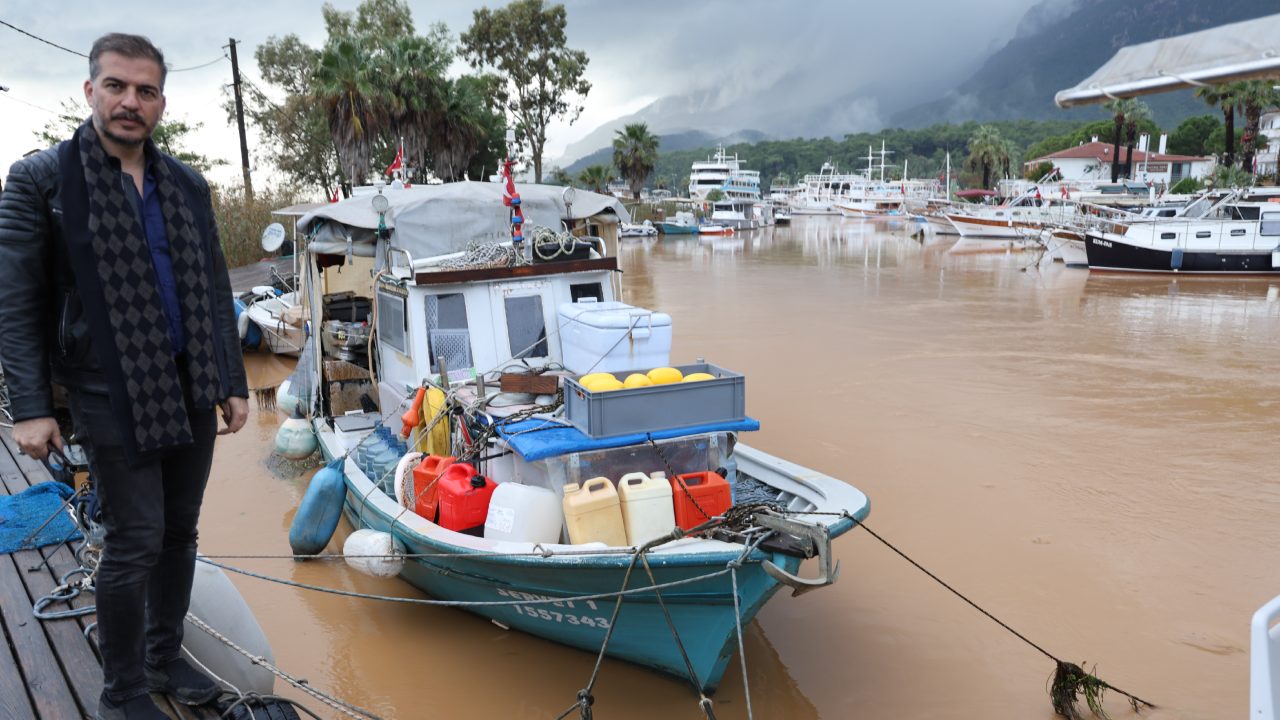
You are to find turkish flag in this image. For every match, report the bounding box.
[501,158,518,207]
[385,144,403,175]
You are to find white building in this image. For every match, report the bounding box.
[1255,108,1280,176]
[1026,139,1213,186]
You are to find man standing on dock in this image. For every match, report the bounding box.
[0,33,248,719]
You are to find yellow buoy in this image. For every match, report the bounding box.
[682,372,715,382]
[623,373,653,389]
[579,372,617,386]
[646,367,684,384]
[582,375,624,392]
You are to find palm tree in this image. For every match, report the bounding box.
[1120,100,1152,179]
[427,77,489,182]
[579,164,612,193]
[314,38,383,187]
[1103,98,1143,182]
[963,125,1010,189]
[380,36,448,178]
[1233,80,1280,174]
[612,123,659,201]
[1197,83,1240,168]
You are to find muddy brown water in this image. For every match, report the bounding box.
[205,217,1280,719]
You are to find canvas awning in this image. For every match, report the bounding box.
[1055,13,1280,108]
[296,181,629,258]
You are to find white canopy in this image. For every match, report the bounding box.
[1055,14,1280,108]
[296,181,630,259]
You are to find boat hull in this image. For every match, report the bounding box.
[658,223,698,235]
[1085,232,1280,274]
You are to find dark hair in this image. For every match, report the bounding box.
[89,33,167,90]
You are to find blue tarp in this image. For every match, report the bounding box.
[0,481,81,554]
[495,417,760,462]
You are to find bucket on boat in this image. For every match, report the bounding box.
[436,464,496,536]
[617,471,675,546]
[671,471,732,530]
[484,483,562,544]
[562,478,628,546]
[410,454,456,520]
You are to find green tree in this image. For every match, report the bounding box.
[705,188,725,202]
[1167,115,1220,156]
[314,37,382,188]
[1211,163,1254,189]
[460,0,591,183]
[1233,80,1280,174]
[963,125,1010,189]
[237,35,339,196]
[547,167,575,186]
[1197,83,1240,167]
[612,123,659,201]
[1119,100,1152,179]
[1102,98,1145,182]
[578,164,611,193]
[36,98,225,175]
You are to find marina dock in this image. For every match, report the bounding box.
[0,425,216,720]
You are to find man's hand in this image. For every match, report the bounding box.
[13,417,62,459]
[217,397,249,436]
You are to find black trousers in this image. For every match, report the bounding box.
[68,384,217,702]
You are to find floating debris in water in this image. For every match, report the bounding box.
[266,449,322,479]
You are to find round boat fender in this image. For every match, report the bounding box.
[288,459,346,555]
[393,451,424,509]
[342,529,405,578]
[234,300,251,339]
[184,556,276,696]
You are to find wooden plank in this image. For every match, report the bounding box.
[0,597,38,719]
[414,255,618,284]
[0,552,85,718]
[0,429,102,716]
[500,372,560,395]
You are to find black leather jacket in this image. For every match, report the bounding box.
[0,144,248,423]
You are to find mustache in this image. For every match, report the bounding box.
[111,111,145,124]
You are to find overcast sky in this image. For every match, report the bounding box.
[0,0,1040,188]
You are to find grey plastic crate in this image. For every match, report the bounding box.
[563,362,746,438]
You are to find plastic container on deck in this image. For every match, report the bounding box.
[437,465,497,536]
[671,471,732,530]
[411,455,457,521]
[617,471,675,546]
[562,478,628,546]
[484,483,562,543]
[558,300,672,375]
[563,362,745,438]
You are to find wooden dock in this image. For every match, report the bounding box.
[0,425,216,720]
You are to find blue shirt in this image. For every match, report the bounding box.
[124,160,186,355]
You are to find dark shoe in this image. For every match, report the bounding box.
[95,693,169,720]
[144,657,221,705]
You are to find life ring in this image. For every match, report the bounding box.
[393,451,424,509]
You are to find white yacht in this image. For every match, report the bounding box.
[688,145,761,203]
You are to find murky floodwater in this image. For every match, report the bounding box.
[203,217,1280,719]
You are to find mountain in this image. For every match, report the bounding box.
[560,129,769,177]
[891,0,1280,128]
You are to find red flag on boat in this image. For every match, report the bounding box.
[385,144,403,176]
[329,186,340,203]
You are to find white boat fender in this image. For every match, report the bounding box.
[274,406,317,460]
[235,303,251,340]
[184,555,276,696]
[275,377,301,417]
[342,529,405,578]
[288,459,346,555]
[393,451,424,509]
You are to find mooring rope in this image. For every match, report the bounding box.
[851,517,1157,714]
[185,613,383,720]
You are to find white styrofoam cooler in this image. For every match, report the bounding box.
[558,300,672,374]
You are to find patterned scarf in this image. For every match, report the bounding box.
[74,121,220,458]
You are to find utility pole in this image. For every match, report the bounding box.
[227,38,253,200]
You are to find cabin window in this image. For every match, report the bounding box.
[570,282,604,303]
[1158,210,1176,217]
[1262,213,1280,236]
[1160,233,1177,240]
[377,289,408,355]
[425,293,473,374]
[1231,229,1248,237]
[505,295,549,359]
[1195,231,1211,239]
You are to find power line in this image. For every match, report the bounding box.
[0,91,58,115]
[0,19,87,58]
[0,19,229,72]
[171,54,229,73]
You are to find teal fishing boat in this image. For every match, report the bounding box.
[284,178,869,694]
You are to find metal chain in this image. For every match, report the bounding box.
[646,435,716,521]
